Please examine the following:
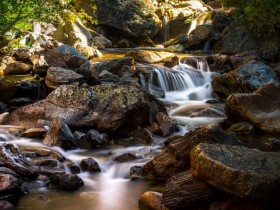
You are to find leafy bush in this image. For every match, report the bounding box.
[221,0,280,35]
[0,0,61,40]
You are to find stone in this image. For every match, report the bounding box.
[21,147,65,161]
[43,118,77,149]
[139,191,169,210]
[185,25,213,50]
[20,128,46,139]
[0,144,38,179]
[52,10,93,46]
[0,167,19,177]
[125,50,174,64]
[90,57,134,78]
[76,0,161,37]
[212,61,279,99]
[162,171,223,209]
[143,124,239,179]
[0,200,13,210]
[113,153,137,162]
[35,159,58,167]
[0,174,20,192]
[65,159,81,174]
[4,62,32,75]
[44,45,88,71]
[74,131,91,149]
[190,143,280,199]
[0,102,7,114]
[154,112,178,137]
[75,84,169,135]
[9,98,32,107]
[45,67,84,89]
[58,174,84,191]
[225,83,280,133]
[39,166,65,177]
[226,122,254,133]
[86,129,109,148]
[130,166,144,180]
[80,158,101,173]
[92,36,112,49]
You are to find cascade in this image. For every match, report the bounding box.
[187,11,214,35]
[162,14,170,43]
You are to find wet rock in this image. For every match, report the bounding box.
[212,61,279,99]
[188,107,224,118]
[86,129,109,148]
[163,56,179,68]
[58,174,84,191]
[265,138,280,151]
[163,34,188,48]
[35,159,58,167]
[143,124,239,179]
[65,159,81,174]
[44,45,88,70]
[0,144,38,179]
[80,158,101,173]
[132,127,153,145]
[20,128,46,139]
[190,143,280,199]
[125,50,174,64]
[209,199,268,210]
[74,131,91,149]
[225,83,280,133]
[0,174,20,192]
[0,79,19,103]
[0,200,14,210]
[206,54,232,73]
[44,118,77,149]
[97,70,120,81]
[45,67,84,89]
[155,112,178,137]
[0,167,19,177]
[39,166,65,177]
[130,166,144,180]
[113,153,137,162]
[90,57,134,78]
[226,122,254,133]
[139,191,169,210]
[162,171,223,209]
[4,62,33,76]
[21,147,64,161]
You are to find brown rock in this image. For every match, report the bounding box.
[225,83,280,133]
[143,124,238,179]
[125,50,174,64]
[139,191,169,210]
[190,143,280,199]
[4,62,32,75]
[162,171,223,209]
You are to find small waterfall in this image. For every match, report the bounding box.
[187,11,214,35]
[162,14,170,42]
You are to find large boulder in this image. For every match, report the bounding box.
[75,84,170,135]
[212,61,279,99]
[4,61,33,76]
[225,83,280,133]
[143,124,238,179]
[3,85,97,127]
[3,84,173,137]
[76,0,161,38]
[44,45,90,77]
[139,191,169,210]
[191,143,280,199]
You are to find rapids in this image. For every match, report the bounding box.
[0,52,224,210]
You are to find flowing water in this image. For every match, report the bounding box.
[0,53,224,210]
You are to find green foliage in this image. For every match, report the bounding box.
[0,0,61,39]
[221,0,280,35]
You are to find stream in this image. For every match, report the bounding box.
[0,50,224,210]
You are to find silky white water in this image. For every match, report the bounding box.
[0,55,224,210]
